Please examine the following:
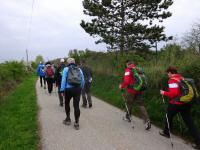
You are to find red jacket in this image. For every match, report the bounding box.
[120,64,141,95]
[163,74,185,105]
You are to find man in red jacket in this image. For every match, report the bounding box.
[119,60,151,130]
[160,66,200,149]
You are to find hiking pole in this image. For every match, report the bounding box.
[122,94,134,129]
[162,95,174,149]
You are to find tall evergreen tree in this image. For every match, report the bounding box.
[80,0,173,52]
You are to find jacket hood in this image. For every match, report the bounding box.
[128,63,136,69]
[170,74,183,80]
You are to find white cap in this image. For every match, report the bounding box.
[67,57,75,64]
[60,58,65,63]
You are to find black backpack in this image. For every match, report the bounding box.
[67,66,81,87]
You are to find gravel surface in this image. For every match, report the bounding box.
[36,80,193,150]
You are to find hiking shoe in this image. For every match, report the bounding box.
[82,104,87,108]
[123,114,131,122]
[59,103,63,107]
[192,144,200,150]
[63,118,71,125]
[145,121,151,130]
[74,122,79,130]
[89,103,92,108]
[159,131,170,138]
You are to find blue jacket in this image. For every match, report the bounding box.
[60,64,85,92]
[37,64,46,77]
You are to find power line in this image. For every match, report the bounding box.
[26,0,36,64]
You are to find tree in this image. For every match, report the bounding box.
[35,55,44,65]
[81,0,173,53]
[182,22,200,53]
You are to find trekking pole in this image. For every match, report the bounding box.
[162,95,174,149]
[122,94,134,129]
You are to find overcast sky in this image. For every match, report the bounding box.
[0,0,200,62]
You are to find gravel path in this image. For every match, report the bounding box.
[36,80,193,150]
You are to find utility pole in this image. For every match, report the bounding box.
[26,49,29,67]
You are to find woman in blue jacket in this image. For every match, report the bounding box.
[60,57,85,130]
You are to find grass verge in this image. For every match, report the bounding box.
[0,75,39,150]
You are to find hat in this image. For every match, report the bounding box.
[60,58,65,63]
[67,57,75,64]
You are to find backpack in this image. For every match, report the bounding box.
[174,78,199,103]
[67,66,81,87]
[46,66,54,77]
[131,67,147,91]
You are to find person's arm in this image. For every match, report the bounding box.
[120,69,133,89]
[163,80,180,99]
[60,68,67,92]
[80,69,85,89]
[37,66,40,75]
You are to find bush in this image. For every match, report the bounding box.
[0,61,28,99]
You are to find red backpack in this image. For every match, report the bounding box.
[46,66,54,77]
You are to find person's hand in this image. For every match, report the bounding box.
[89,78,92,83]
[61,92,64,97]
[119,84,122,89]
[160,90,165,95]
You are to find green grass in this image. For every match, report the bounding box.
[0,75,39,150]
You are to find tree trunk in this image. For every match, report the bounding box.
[120,0,125,54]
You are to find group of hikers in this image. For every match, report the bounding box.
[37,58,200,149]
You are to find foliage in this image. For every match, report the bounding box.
[182,22,200,53]
[81,0,173,52]
[0,75,39,150]
[35,55,44,65]
[0,61,28,99]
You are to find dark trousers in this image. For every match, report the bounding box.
[164,103,200,145]
[82,82,92,106]
[64,87,81,123]
[46,77,53,93]
[58,85,63,105]
[39,76,46,87]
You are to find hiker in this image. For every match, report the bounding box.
[55,58,66,106]
[80,60,93,108]
[119,60,151,130]
[160,66,200,149]
[60,57,85,130]
[45,62,55,94]
[37,61,46,89]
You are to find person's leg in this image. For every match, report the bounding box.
[63,89,72,125]
[40,76,42,87]
[46,78,51,93]
[180,105,200,147]
[85,83,92,107]
[163,104,179,135]
[135,94,150,123]
[81,85,87,107]
[58,85,63,106]
[73,87,81,124]
[49,78,53,93]
[43,76,46,89]
[124,93,134,121]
